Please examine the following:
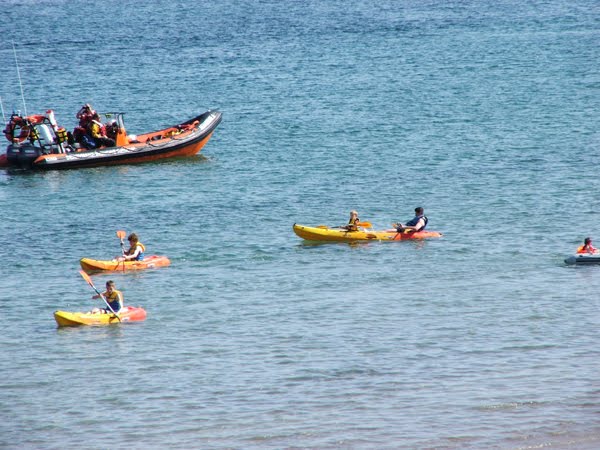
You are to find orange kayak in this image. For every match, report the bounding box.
[79,255,170,273]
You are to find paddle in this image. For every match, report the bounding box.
[79,270,121,321]
[391,223,418,240]
[117,230,126,254]
[391,222,403,240]
[116,230,127,271]
[317,222,373,230]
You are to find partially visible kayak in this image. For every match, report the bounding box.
[564,254,600,265]
[293,223,442,243]
[79,255,170,273]
[54,306,147,327]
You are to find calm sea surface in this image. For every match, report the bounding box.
[1,1,599,448]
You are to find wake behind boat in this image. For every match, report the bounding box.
[293,223,442,243]
[1,109,222,170]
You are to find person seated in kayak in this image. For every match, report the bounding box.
[393,206,428,232]
[577,237,597,254]
[88,112,116,148]
[118,233,145,261]
[91,280,123,314]
[344,210,360,231]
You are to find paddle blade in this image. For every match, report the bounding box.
[116,230,126,240]
[357,222,372,228]
[79,270,97,290]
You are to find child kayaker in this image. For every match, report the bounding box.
[345,210,360,231]
[577,237,597,254]
[91,280,123,314]
[118,233,145,261]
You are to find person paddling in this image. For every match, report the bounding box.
[91,280,123,314]
[393,206,428,232]
[344,210,360,231]
[577,237,597,254]
[118,233,145,261]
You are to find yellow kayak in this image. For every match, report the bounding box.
[293,223,442,243]
[54,306,147,327]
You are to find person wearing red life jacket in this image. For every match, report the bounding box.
[577,237,597,254]
[73,103,96,147]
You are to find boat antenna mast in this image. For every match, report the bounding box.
[0,96,5,124]
[12,41,27,116]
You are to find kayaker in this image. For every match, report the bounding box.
[91,280,123,314]
[118,233,146,261]
[577,237,597,254]
[345,210,360,231]
[394,207,428,232]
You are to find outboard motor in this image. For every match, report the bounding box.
[5,115,56,168]
[5,141,44,169]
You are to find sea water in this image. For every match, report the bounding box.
[1,1,599,448]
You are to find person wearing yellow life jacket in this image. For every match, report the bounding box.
[344,210,360,231]
[576,237,597,254]
[87,112,116,148]
[118,233,145,261]
[91,280,124,314]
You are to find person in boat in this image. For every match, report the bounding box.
[91,280,123,314]
[88,112,116,148]
[73,103,96,148]
[577,237,597,254]
[76,103,95,122]
[105,119,119,141]
[394,207,428,232]
[344,210,360,231]
[118,233,145,261]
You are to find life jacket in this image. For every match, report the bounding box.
[406,215,428,230]
[104,289,123,312]
[76,105,95,127]
[128,242,145,260]
[577,245,596,254]
[89,120,105,139]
